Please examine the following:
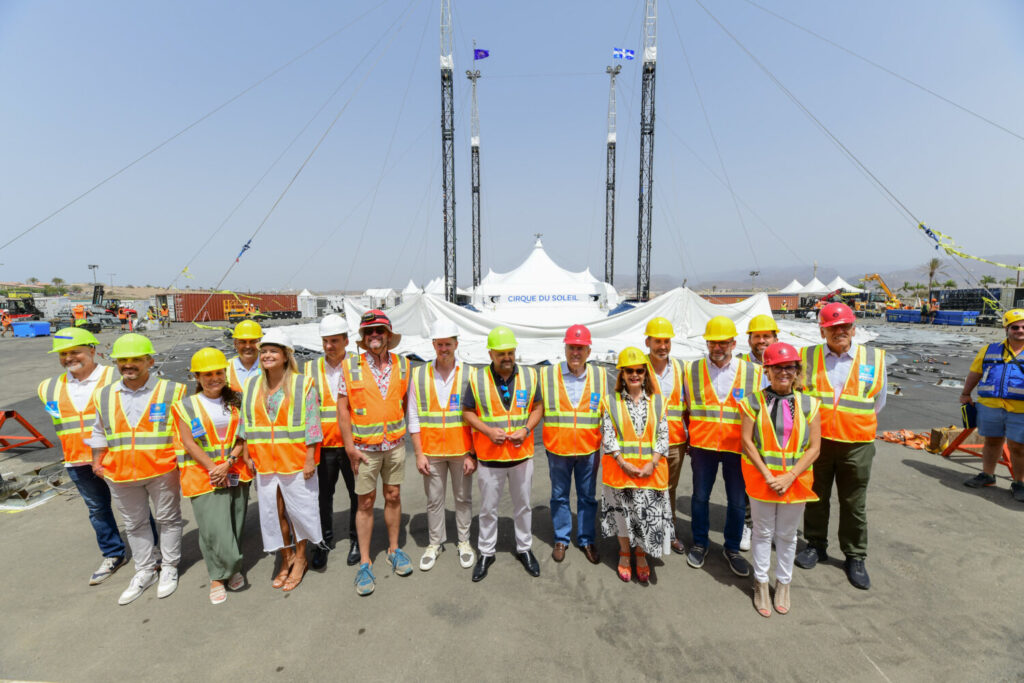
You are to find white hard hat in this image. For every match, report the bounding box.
[429,319,460,340]
[319,314,349,337]
[259,328,293,351]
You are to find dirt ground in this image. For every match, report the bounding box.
[1,320,1020,682]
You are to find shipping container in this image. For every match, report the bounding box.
[172,292,299,322]
[700,294,799,312]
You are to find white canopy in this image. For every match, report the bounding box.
[423,277,470,297]
[402,280,420,295]
[825,276,865,293]
[365,288,396,298]
[296,288,316,318]
[798,277,832,295]
[778,279,803,294]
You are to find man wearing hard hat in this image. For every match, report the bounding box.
[795,303,886,590]
[739,315,779,366]
[463,326,544,581]
[226,320,263,392]
[38,328,121,585]
[408,319,477,571]
[305,314,361,570]
[959,308,1024,502]
[88,333,187,605]
[683,316,762,579]
[540,324,607,565]
[643,317,688,554]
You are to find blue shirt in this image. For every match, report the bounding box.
[560,361,588,406]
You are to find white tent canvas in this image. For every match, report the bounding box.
[798,277,831,295]
[779,279,803,294]
[825,276,864,293]
[402,280,420,295]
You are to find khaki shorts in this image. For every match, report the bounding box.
[354,443,406,495]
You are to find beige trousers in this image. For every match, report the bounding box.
[422,456,473,546]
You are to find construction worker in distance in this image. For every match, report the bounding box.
[305,314,361,570]
[226,319,263,392]
[38,327,122,586]
[408,319,477,572]
[794,302,886,590]
[72,303,87,327]
[643,316,688,554]
[338,310,413,596]
[959,308,1024,502]
[88,333,187,605]
[540,324,607,565]
[683,315,762,579]
[1,309,12,337]
[117,307,128,331]
[463,326,543,582]
[159,303,170,329]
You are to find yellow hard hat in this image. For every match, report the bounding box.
[487,326,517,351]
[189,347,229,373]
[232,319,263,340]
[704,316,738,341]
[49,327,98,353]
[644,317,674,339]
[746,314,779,334]
[1003,309,1024,327]
[616,346,650,369]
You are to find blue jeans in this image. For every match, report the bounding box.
[689,447,746,552]
[67,465,125,558]
[547,451,600,546]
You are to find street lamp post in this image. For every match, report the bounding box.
[88,265,99,285]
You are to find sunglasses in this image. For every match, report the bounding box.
[1010,325,1024,331]
[363,328,388,336]
[623,368,646,376]
[771,364,799,373]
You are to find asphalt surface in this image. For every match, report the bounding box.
[0,321,1021,682]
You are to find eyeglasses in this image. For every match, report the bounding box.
[363,328,388,336]
[1010,325,1024,331]
[623,368,646,376]
[772,364,799,373]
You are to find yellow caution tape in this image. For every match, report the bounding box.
[919,223,1024,271]
[192,322,230,331]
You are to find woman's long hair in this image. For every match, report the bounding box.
[257,344,299,403]
[192,379,242,410]
[615,366,656,395]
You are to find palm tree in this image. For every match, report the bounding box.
[27,277,38,285]
[900,281,912,294]
[980,275,997,286]
[920,257,950,301]
[1001,276,1016,286]
[52,277,64,286]
[941,279,956,289]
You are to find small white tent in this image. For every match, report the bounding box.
[402,280,420,295]
[297,288,316,318]
[779,279,803,294]
[798,277,831,295]
[825,276,864,293]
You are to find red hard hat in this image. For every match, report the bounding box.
[359,309,392,333]
[762,342,800,367]
[563,324,592,346]
[819,302,855,328]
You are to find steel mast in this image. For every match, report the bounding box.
[636,0,657,301]
[440,0,457,302]
[467,62,482,289]
[604,64,621,286]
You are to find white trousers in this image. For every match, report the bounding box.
[476,459,533,556]
[108,470,183,572]
[423,456,473,546]
[256,472,323,552]
[749,498,805,585]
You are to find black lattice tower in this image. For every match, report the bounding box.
[440,0,457,302]
[605,64,621,286]
[636,0,657,301]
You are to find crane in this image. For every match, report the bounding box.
[604,64,621,286]
[467,64,482,288]
[440,0,457,302]
[636,0,657,301]
[862,273,902,309]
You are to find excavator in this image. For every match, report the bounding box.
[862,274,902,309]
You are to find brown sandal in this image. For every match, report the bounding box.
[282,561,307,592]
[272,548,294,589]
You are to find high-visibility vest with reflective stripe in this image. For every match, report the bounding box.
[650,357,687,446]
[738,390,819,504]
[801,344,885,443]
[411,362,473,457]
[684,358,761,454]
[976,342,1024,401]
[226,357,258,393]
[342,352,409,446]
[305,356,354,448]
[737,352,762,365]
[241,373,314,474]
[540,363,607,456]
[468,366,537,463]
[601,393,668,490]
[37,367,115,465]
[94,379,186,483]
[172,394,252,497]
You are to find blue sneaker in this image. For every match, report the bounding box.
[386,548,413,576]
[354,563,375,596]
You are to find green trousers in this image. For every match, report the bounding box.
[802,439,874,560]
[189,483,250,581]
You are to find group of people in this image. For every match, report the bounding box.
[41,301,899,616]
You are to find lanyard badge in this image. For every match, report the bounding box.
[449,393,460,410]
[515,389,528,409]
[858,365,876,383]
[45,401,61,418]
[190,417,206,439]
[148,403,168,423]
[589,392,601,411]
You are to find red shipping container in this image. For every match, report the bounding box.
[700,294,799,312]
[172,292,299,322]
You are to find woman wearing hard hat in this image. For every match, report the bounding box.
[172,347,253,605]
[239,328,323,592]
[738,342,821,617]
[598,347,674,584]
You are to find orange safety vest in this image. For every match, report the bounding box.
[160,307,169,319]
[540,363,607,456]
[1,313,11,327]
[601,393,668,490]
[305,356,353,449]
[172,394,252,497]
[801,344,885,443]
[738,390,819,504]
[341,352,409,447]
[241,373,315,475]
[467,365,538,463]
[683,358,762,454]
[737,351,762,366]
[117,309,127,321]
[411,362,473,457]
[650,357,687,446]
[72,304,86,320]
[94,379,186,482]
[37,367,115,465]
[226,357,258,393]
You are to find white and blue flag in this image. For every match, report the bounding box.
[613,47,635,60]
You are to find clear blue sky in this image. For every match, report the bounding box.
[2,0,1023,291]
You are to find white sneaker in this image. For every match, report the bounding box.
[90,555,127,585]
[740,525,752,552]
[419,544,443,571]
[457,540,475,569]
[156,566,178,598]
[118,570,157,605]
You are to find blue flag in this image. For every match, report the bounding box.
[613,47,635,60]
[474,49,489,60]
